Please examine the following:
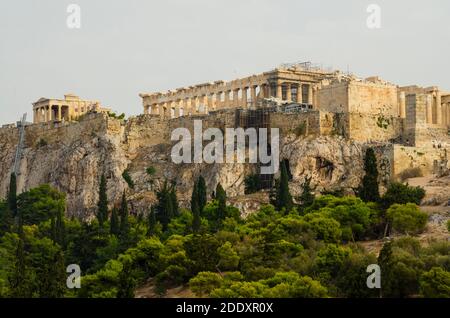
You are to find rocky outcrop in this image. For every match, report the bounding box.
[0,113,368,218]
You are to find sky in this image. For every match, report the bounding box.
[0,0,449,125]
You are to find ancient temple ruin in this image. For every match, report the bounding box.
[32,94,111,123]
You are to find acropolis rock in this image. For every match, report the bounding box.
[0,63,449,218]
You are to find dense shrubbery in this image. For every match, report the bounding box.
[386,204,428,235]
[382,182,425,208]
[0,172,448,299]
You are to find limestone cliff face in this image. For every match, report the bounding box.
[0,113,366,218]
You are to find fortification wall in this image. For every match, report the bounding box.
[317,82,349,113]
[348,81,398,116]
[348,113,404,142]
[392,145,449,179]
[23,113,109,148]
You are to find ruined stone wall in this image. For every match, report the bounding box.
[348,113,404,142]
[392,145,449,179]
[405,94,448,147]
[270,111,322,137]
[317,82,349,113]
[348,81,398,116]
[23,113,108,148]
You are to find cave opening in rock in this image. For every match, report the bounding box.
[315,157,334,181]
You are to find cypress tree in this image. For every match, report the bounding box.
[40,249,66,298]
[276,160,293,212]
[216,183,227,222]
[117,261,136,298]
[269,179,279,207]
[7,173,17,217]
[378,241,393,298]
[170,183,179,217]
[119,192,129,238]
[360,148,380,202]
[197,176,207,215]
[9,232,29,297]
[97,174,108,226]
[0,203,13,235]
[147,206,157,236]
[156,181,174,231]
[110,207,119,236]
[50,215,57,242]
[55,209,65,247]
[191,181,201,233]
[298,176,315,209]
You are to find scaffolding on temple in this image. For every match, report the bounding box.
[235,108,274,189]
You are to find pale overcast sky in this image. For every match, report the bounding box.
[0,0,449,125]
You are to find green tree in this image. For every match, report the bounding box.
[50,209,66,247]
[0,201,14,235]
[185,234,220,274]
[359,148,380,202]
[97,174,108,227]
[382,182,426,209]
[244,174,261,194]
[386,203,428,235]
[39,249,66,298]
[191,181,201,234]
[217,242,240,271]
[7,173,17,217]
[197,176,207,214]
[304,213,342,243]
[8,237,30,298]
[298,176,314,209]
[117,260,136,298]
[189,272,223,297]
[378,241,399,298]
[110,207,119,236]
[17,184,66,225]
[315,244,352,277]
[147,206,159,237]
[419,267,450,298]
[156,181,176,231]
[170,183,179,217]
[216,183,227,224]
[274,160,293,212]
[119,192,130,238]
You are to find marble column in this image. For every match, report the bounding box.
[215,92,221,109]
[399,92,406,118]
[426,95,433,124]
[286,83,292,102]
[232,89,239,107]
[308,85,313,105]
[276,83,282,99]
[174,101,180,118]
[251,86,257,106]
[224,91,230,107]
[436,91,442,125]
[241,87,248,108]
[207,93,214,111]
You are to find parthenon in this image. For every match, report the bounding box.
[139,63,335,118]
[139,63,450,136]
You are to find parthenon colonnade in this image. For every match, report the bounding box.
[140,67,331,119]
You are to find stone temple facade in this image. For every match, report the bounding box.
[140,63,450,146]
[139,63,334,117]
[32,94,111,124]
